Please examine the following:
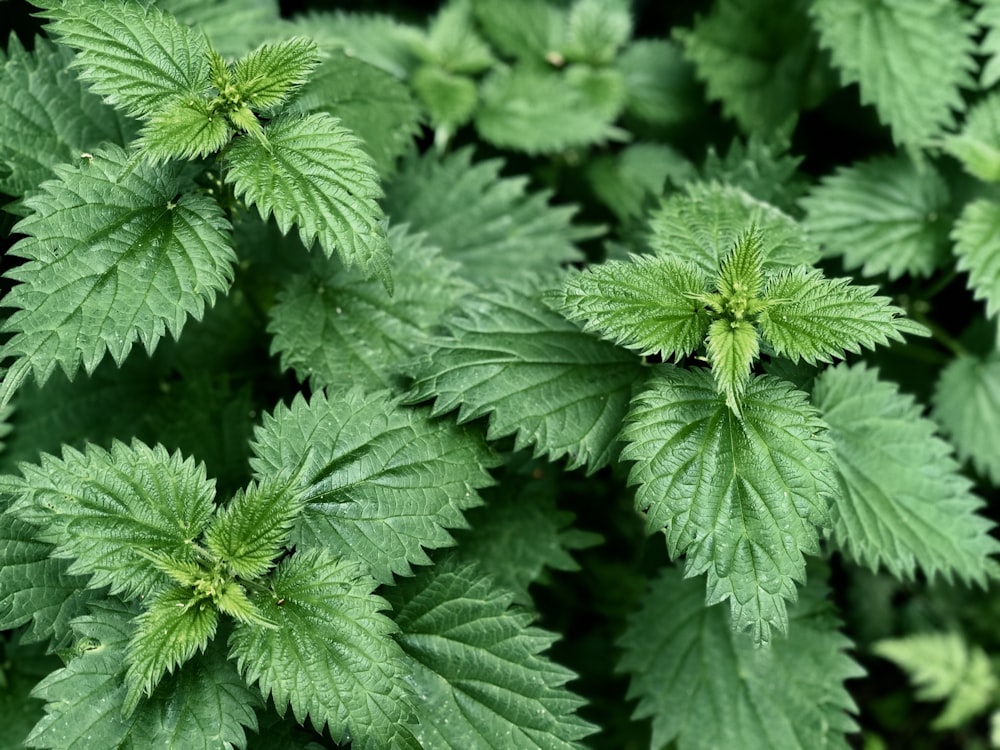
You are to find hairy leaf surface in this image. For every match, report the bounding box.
[0,35,134,198]
[553,255,710,360]
[386,561,596,749]
[619,566,862,750]
[649,182,817,276]
[814,363,998,584]
[933,353,1000,485]
[810,0,976,146]
[224,112,392,289]
[250,387,495,582]
[383,147,587,281]
[952,199,1000,320]
[800,155,951,279]
[269,226,471,388]
[622,366,836,642]
[230,550,416,749]
[233,37,320,112]
[134,96,233,166]
[758,268,917,363]
[37,0,212,118]
[2,145,235,403]
[408,279,646,472]
[10,440,216,600]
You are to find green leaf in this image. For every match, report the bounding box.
[127,637,262,750]
[586,142,697,222]
[385,561,596,749]
[701,136,806,212]
[26,602,138,749]
[618,565,862,750]
[407,279,647,472]
[157,0,283,57]
[874,632,997,730]
[37,0,212,119]
[123,587,220,715]
[617,38,699,126]
[810,0,976,146]
[0,639,54,750]
[945,93,1000,182]
[383,147,588,281]
[705,319,759,413]
[452,475,598,605]
[649,182,818,277]
[233,37,320,112]
[952,199,1000,320]
[677,0,826,134]
[250,387,495,582]
[415,0,494,74]
[28,602,259,749]
[411,65,479,134]
[978,0,1000,88]
[230,549,416,749]
[621,366,836,643]
[933,352,1000,485]
[10,440,216,600]
[285,51,422,173]
[290,11,421,79]
[476,64,626,154]
[472,0,565,62]
[800,155,951,280]
[0,34,134,198]
[1,145,235,404]
[0,513,94,648]
[814,363,999,585]
[758,268,919,364]
[552,255,710,360]
[204,479,305,580]
[269,225,471,389]
[224,112,392,290]
[564,0,632,65]
[134,96,234,166]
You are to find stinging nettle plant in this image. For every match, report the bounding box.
[2,0,1000,748]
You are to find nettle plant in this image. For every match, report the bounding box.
[3,0,1000,748]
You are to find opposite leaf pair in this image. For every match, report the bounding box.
[553,224,926,413]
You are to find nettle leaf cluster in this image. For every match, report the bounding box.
[2,0,1000,748]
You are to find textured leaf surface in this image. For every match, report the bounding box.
[677,0,824,133]
[0,35,134,198]
[705,318,758,413]
[476,64,625,154]
[800,155,951,279]
[230,550,416,749]
[408,280,647,472]
[1,145,234,403]
[28,602,259,750]
[622,366,836,642]
[649,182,817,277]
[286,51,421,172]
[0,513,93,648]
[233,37,319,111]
[134,96,233,166]
[874,632,997,730]
[383,147,587,281]
[250,387,495,582]
[619,566,862,750]
[124,587,219,713]
[10,440,216,600]
[810,0,976,146]
[933,353,1000,485]
[158,0,283,57]
[758,268,916,363]
[225,112,392,288]
[814,363,998,584]
[38,0,212,118]
[952,199,1000,320]
[553,255,710,360]
[269,225,471,388]
[386,561,596,749]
